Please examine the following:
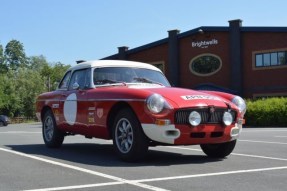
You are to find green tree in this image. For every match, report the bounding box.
[50,62,70,90]
[40,62,70,91]
[16,68,45,117]
[5,40,27,70]
[0,40,71,118]
[29,55,49,72]
[0,70,22,116]
[0,43,8,73]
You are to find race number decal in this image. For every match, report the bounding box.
[181,95,221,101]
[63,93,77,125]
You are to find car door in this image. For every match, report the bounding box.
[59,68,91,134]
[55,71,72,127]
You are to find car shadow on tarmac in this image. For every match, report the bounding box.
[6,143,223,167]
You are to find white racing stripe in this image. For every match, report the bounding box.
[0,148,169,191]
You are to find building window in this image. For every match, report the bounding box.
[149,61,165,74]
[189,54,222,76]
[255,51,287,67]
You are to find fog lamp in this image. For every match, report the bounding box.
[223,112,233,126]
[189,111,201,126]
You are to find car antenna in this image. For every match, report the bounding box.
[76,60,86,64]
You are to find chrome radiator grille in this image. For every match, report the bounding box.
[175,108,237,124]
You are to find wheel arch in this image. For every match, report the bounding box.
[41,106,53,121]
[107,101,137,138]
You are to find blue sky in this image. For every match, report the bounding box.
[1,0,287,65]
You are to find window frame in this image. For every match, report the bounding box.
[149,61,165,74]
[189,53,222,77]
[253,48,287,70]
[58,71,72,90]
[68,68,91,90]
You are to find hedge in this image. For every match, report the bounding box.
[245,97,287,127]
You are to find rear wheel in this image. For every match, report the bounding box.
[42,110,64,148]
[200,140,237,158]
[112,108,149,162]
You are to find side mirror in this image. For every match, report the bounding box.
[72,82,80,90]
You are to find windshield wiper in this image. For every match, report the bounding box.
[133,77,163,86]
[94,79,125,85]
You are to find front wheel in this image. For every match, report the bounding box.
[200,140,237,158]
[112,108,149,162]
[42,110,64,148]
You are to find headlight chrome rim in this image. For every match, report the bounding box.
[146,94,166,114]
[189,111,201,126]
[232,96,247,115]
[223,111,233,126]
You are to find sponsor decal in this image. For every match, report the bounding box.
[88,112,95,123]
[88,107,96,111]
[54,109,59,121]
[52,104,59,108]
[181,95,222,101]
[97,108,103,118]
[192,39,218,49]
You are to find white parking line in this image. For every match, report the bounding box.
[23,182,123,191]
[23,166,287,191]
[275,136,287,138]
[242,129,287,133]
[239,139,287,145]
[0,148,169,191]
[166,146,287,161]
[1,144,287,191]
[133,166,287,183]
[0,131,41,134]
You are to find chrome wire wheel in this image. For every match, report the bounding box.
[44,115,54,142]
[115,118,134,154]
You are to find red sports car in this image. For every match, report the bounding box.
[36,60,246,161]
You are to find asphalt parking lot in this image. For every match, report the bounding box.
[0,123,286,191]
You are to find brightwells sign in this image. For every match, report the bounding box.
[192,39,218,48]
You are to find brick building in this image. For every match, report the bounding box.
[103,19,287,98]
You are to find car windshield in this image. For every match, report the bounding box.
[93,67,171,87]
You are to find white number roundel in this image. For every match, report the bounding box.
[64,93,77,125]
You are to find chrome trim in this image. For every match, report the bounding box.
[37,98,146,102]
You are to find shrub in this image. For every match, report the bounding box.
[245,97,287,127]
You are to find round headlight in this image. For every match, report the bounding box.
[146,94,165,114]
[232,96,247,115]
[223,112,233,126]
[189,111,201,126]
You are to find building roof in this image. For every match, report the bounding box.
[101,25,287,60]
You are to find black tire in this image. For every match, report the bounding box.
[112,108,149,162]
[0,121,4,127]
[200,140,237,158]
[42,110,64,148]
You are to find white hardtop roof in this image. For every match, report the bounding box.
[68,60,162,72]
